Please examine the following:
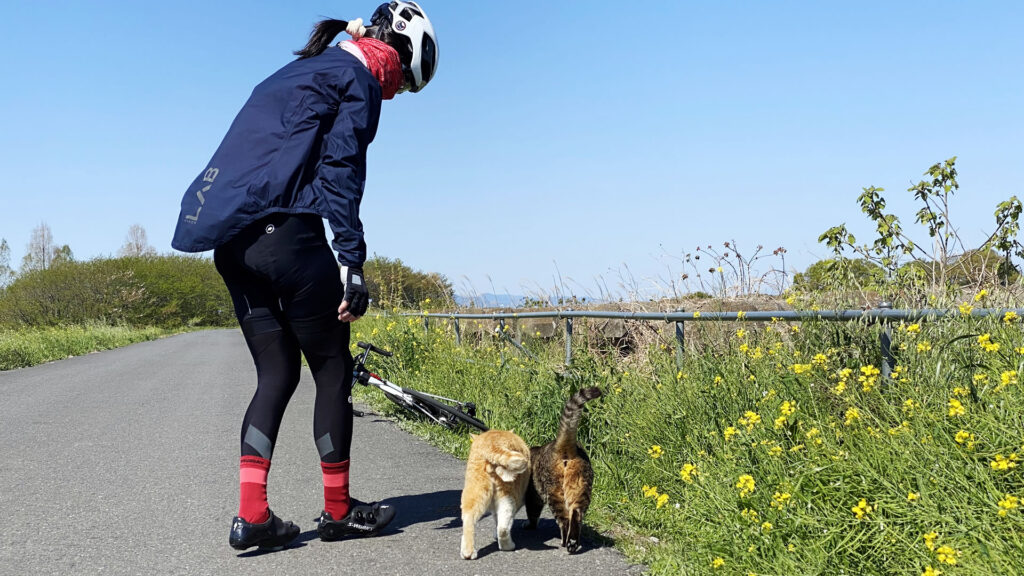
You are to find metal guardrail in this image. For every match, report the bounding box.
[404,304,1024,375]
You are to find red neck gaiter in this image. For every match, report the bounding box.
[350,38,404,100]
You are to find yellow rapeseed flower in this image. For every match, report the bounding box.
[844,407,861,426]
[656,493,669,509]
[856,362,880,389]
[680,463,698,483]
[923,531,939,551]
[997,493,1019,517]
[736,328,747,339]
[851,498,873,519]
[947,398,965,417]
[711,557,725,569]
[791,363,812,375]
[805,427,822,445]
[990,454,1020,471]
[761,521,773,531]
[812,353,828,367]
[736,474,756,497]
[648,445,663,459]
[978,333,1000,353]
[922,567,942,576]
[642,485,659,498]
[774,415,788,429]
[1001,370,1018,387]
[771,491,791,510]
[724,426,738,441]
[737,310,747,320]
[958,302,973,315]
[917,341,933,353]
[954,430,976,450]
[952,386,970,397]
[1004,310,1019,324]
[780,400,796,416]
[974,289,988,302]
[906,323,922,333]
[908,492,920,502]
[935,545,959,565]
[739,411,762,431]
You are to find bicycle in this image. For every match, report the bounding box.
[352,341,488,432]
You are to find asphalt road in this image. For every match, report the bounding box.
[0,330,644,576]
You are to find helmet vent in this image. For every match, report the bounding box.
[399,7,422,20]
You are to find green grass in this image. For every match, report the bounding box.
[350,312,1024,575]
[0,323,174,370]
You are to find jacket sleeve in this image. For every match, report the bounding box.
[312,73,382,267]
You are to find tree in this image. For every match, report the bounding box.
[0,238,14,287]
[793,258,884,292]
[52,244,74,266]
[362,255,455,310]
[21,222,56,273]
[118,224,156,257]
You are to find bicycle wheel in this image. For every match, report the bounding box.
[403,387,489,432]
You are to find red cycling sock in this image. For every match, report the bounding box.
[322,460,351,519]
[238,456,271,524]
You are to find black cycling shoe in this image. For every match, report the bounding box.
[229,510,300,551]
[315,500,396,541]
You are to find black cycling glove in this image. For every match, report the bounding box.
[340,266,369,317]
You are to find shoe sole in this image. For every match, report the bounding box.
[317,525,381,541]
[230,530,300,551]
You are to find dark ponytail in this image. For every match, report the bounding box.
[294,18,350,59]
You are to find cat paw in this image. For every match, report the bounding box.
[461,534,477,559]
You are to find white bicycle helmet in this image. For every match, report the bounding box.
[370,1,438,93]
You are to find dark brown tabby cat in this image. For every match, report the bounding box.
[525,386,602,554]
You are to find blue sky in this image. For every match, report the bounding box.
[1,1,1021,300]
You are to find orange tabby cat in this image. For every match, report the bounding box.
[460,429,532,560]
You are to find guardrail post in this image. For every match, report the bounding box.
[879,301,894,381]
[423,315,430,336]
[564,311,574,367]
[674,310,685,369]
[454,317,461,346]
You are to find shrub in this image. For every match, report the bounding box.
[0,255,233,328]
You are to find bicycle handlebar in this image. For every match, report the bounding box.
[356,341,393,357]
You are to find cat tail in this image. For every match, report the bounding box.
[486,446,529,476]
[554,387,603,454]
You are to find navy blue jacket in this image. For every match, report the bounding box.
[171,47,382,267]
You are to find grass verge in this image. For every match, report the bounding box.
[0,324,175,371]
[349,312,1024,575]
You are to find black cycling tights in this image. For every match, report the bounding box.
[214,213,352,464]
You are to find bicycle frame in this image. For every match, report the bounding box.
[352,341,486,431]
